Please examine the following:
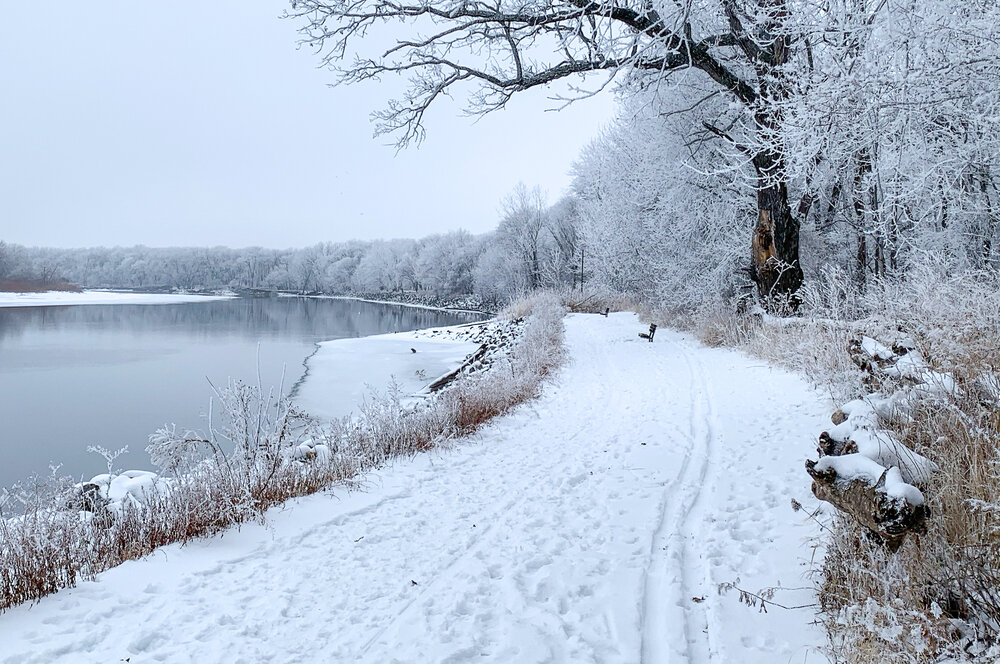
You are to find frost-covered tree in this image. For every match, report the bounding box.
[0,241,13,281]
[540,197,582,289]
[320,242,367,292]
[561,0,1000,309]
[470,184,582,300]
[473,235,527,305]
[782,0,1000,284]
[352,239,418,291]
[288,246,323,292]
[572,90,751,308]
[414,230,481,295]
[497,184,548,291]
[289,0,820,306]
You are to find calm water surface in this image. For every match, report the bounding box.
[0,297,482,490]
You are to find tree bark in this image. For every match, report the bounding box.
[750,150,803,307]
[746,4,803,310]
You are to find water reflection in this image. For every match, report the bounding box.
[0,297,482,489]
[0,297,472,342]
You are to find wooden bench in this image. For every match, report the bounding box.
[638,323,657,342]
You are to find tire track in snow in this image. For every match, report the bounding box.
[638,332,730,664]
[639,334,716,664]
[679,339,724,664]
[637,339,694,664]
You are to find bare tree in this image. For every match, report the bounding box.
[498,184,547,290]
[289,0,806,306]
[0,241,10,282]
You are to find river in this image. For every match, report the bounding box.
[0,295,483,490]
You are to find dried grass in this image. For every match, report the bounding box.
[691,267,1000,662]
[557,287,640,316]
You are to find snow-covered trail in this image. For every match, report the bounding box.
[0,313,829,664]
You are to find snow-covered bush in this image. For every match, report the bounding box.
[146,379,321,518]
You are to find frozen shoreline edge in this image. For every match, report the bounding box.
[313,294,491,316]
[0,290,237,308]
[292,318,494,422]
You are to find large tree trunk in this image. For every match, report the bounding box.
[750,150,803,307]
[748,7,803,310]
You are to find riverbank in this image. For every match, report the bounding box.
[293,321,490,421]
[0,295,561,615]
[324,291,495,315]
[0,294,484,489]
[0,307,829,663]
[0,287,495,314]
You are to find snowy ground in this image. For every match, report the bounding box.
[293,324,482,420]
[0,313,831,663]
[0,290,234,308]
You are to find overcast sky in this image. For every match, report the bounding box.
[0,1,616,249]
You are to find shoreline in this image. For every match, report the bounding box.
[314,294,492,316]
[0,287,495,316]
[0,289,236,308]
[292,320,490,421]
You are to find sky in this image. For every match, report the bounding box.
[0,1,616,249]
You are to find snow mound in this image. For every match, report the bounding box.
[83,470,172,513]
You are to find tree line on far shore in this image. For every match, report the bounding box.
[0,185,581,308]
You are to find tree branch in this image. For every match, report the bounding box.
[288,0,761,145]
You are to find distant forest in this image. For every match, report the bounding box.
[0,186,581,307]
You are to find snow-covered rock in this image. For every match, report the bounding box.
[85,470,171,514]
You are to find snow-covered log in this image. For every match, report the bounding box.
[429,345,489,392]
[806,456,928,548]
[820,336,942,485]
[821,399,938,486]
[808,335,945,545]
